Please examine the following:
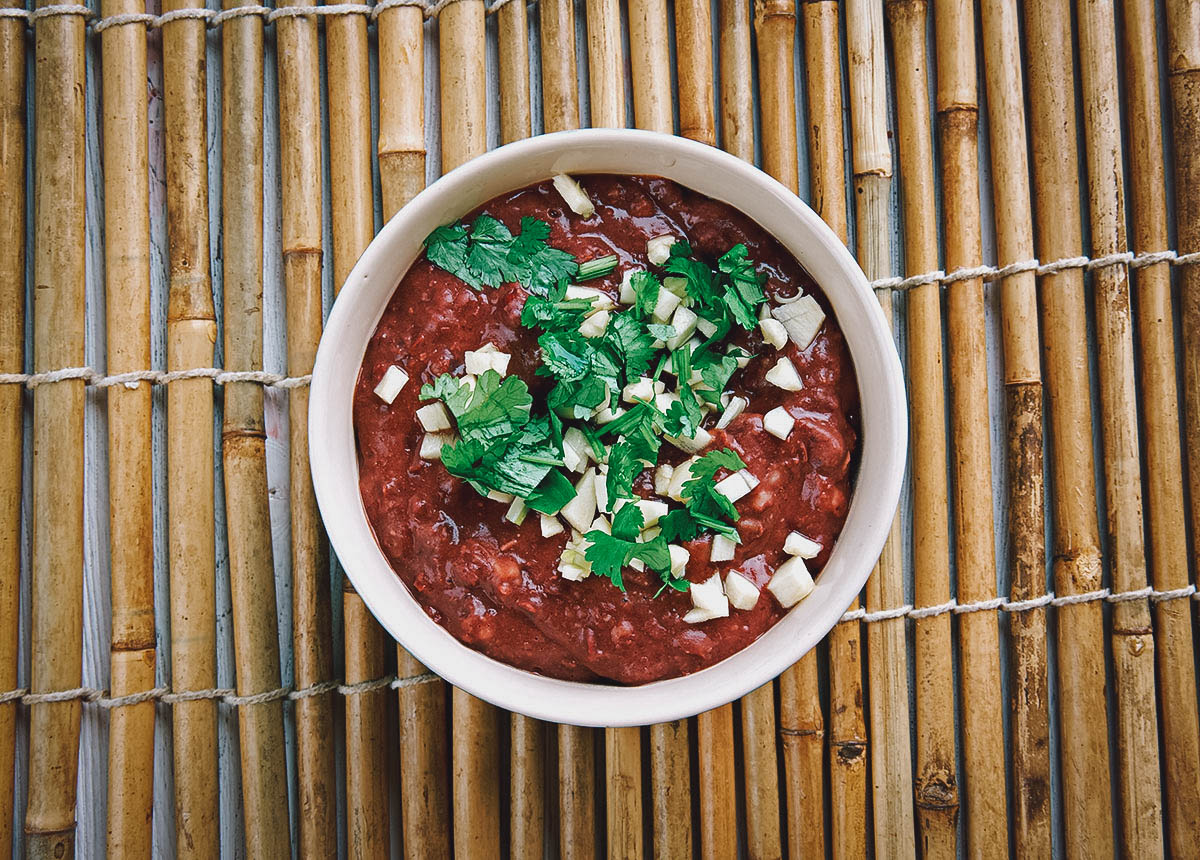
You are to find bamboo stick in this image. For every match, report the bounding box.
[510,716,545,859]
[695,708,735,859]
[161,1,220,854]
[1075,1,1163,852]
[740,683,783,859]
[846,2,917,855]
[675,0,715,144]
[1023,3,1116,855]
[1167,1,1200,579]
[439,5,502,856]
[932,0,1009,854]
[800,5,868,857]
[25,3,87,854]
[1122,0,1200,851]
[378,2,427,220]
[0,1,23,852]
[756,3,824,856]
[649,720,692,858]
[719,0,753,160]
[496,0,531,142]
[977,1,1050,853]
[100,6,156,856]
[605,727,644,857]
[885,2,958,854]
[558,725,597,860]
[540,0,579,133]
[585,0,625,128]
[627,0,672,132]
[327,8,394,856]
[275,3,337,855]
[220,5,292,854]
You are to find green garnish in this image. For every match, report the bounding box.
[577,254,619,280]
[419,210,776,595]
[424,215,578,296]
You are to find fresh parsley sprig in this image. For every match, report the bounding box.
[425,215,578,296]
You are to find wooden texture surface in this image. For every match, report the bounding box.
[3,2,1199,856]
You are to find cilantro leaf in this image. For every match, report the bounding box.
[606,442,644,505]
[658,508,701,543]
[604,313,659,380]
[694,352,741,406]
[452,370,533,446]
[583,532,634,590]
[717,244,767,329]
[610,503,645,541]
[538,330,592,381]
[465,215,516,286]
[424,215,578,296]
[665,251,717,307]
[525,469,577,515]
[681,447,748,527]
[508,217,578,295]
[630,271,663,318]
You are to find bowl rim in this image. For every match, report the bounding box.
[310,128,907,727]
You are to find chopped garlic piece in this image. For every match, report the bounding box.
[652,287,683,322]
[416,402,452,432]
[710,533,737,563]
[505,497,528,524]
[553,173,596,217]
[667,306,699,350]
[767,556,815,607]
[763,406,795,440]
[772,294,826,349]
[784,531,822,559]
[714,470,756,503]
[715,396,748,430]
[579,308,610,338]
[646,234,676,265]
[373,365,409,404]
[488,489,515,504]
[725,572,760,610]
[653,463,675,495]
[668,544,691,577]
[561,469,598,532]
[540,514,565,537]
[764,356,803,391]
[759,318,788,350]
[419,432,453,460]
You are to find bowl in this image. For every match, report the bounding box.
[309,128,906,727]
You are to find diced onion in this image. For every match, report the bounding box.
[579,308,610,338]
[784,531,822,559]
[684,573,729,623]
[416,402,452,432]
[419,432,453,461]
[764,356,804,391]
[565,284,616,311]
[714,470,755,503]
[710,533,737,563]
[622,376,657,403]
[594,469,610,513]
[654,391,680,414]
[562,426,590,473]
[488,489,515,504]
[465,348,500,375]
[540,514,565,537]
[505,497,528,524]
[668,544,691,577]
[725,572,760,610]
[771,294,826,349]
[666,456,699,501]
[667,306,699,350]
[373,365,409,404]
[619,268,643,304]
[561,469,598,532]
[767,555,815,607]
[662,276,689,298]
[759,318,789,350]
[646,235,676,265]
[715,396,747,430]
[666,426,712,454]
[637,499,669,528]
[552,173,596,217]
[594,404,626,425]
[652,287,683,322]
[696,317,718,338]
[654,463,675,495]
[763,406,795,440]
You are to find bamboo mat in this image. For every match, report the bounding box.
[2,0,1200,856]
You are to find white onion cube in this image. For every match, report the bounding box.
[759,317,789,350]
[725,572,760,610]
[715,396,748,430]
[710,533,737,563]
[488,489,515,504]
[464,349,495,375]
[772,294,826,349]
[540,514,565,537]
[667,306,699,350]
[373,365,409,404]
[764,356,804,391]
[784,531,822,559]
[553,173,596,217]
[763,406,795,440]
[653,463,674,495]
[646,235,676,265]
[767,556,815,607]
[652,287,683,322]
[714,470,754,503]
[668,544,691,577]
[623,376,657,403]
[666,426,712,454]
[579,308,611,338]
[419,432,453,461]
[505,497,528,524]
[565,284,616,310]
[637,499,669,528]
[416,402,452,432]
[561,469,598,532]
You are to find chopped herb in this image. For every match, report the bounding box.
[425,214,578,296]
[681,447,747,528]
[577,254,619,280]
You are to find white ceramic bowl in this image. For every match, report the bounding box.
[310,129,906,727]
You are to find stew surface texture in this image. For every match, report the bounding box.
[354,175,859,684]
